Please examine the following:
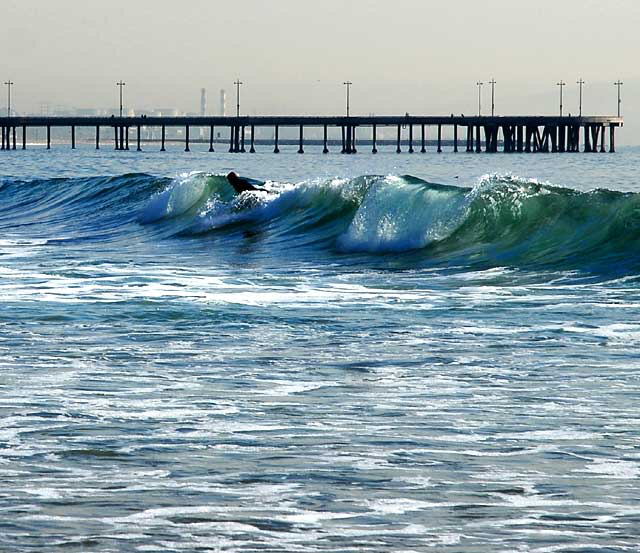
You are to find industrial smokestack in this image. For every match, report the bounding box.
[220,89,226,117]
[200,88,207,116]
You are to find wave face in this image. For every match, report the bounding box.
[1,172,639,274]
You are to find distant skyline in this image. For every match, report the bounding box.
[3,0,638,142]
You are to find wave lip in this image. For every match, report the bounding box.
[337,176,469,253]
[138,172,235,224]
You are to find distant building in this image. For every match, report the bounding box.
[152,108,181,117]
[76,108,106,117]
[105,107,136,117]
[52,107,75,117]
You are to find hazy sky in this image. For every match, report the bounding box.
[3,0,639,142]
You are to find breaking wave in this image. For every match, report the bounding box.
[1,171,639,274]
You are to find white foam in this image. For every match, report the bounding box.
[393,475,432,487]
[257,381,329,396]
[414,445,549,457]
[0,238,48,247]
[283,511,357,524]
[577,459,640,479]
[499,429,598,441]
[366,498,437,515]
[21,487,65,500]
[105,503,297,525]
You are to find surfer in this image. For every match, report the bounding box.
[226,171,267,194]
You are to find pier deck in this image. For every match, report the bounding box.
[0,115,623,154]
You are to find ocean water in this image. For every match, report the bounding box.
[1,143,639,552]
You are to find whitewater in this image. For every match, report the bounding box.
[1,145,639,552]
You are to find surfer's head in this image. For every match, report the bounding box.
[227,171,239,182]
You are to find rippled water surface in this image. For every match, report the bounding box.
[1,145,639,552]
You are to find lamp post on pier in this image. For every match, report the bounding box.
[614,80,623,117]
[343,81,352,117]
[234,79,243,117]
[557,80,566,116]
[489,78,496,116]
[577,78,584,117]
[116,80,125,117]
[4,80,13,117]
[476,81,483,116]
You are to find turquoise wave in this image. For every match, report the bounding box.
[1,172,638,273]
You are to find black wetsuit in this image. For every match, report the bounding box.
[227,173,264,194]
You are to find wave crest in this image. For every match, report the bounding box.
[2,171,639,274]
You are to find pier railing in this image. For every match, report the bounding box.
[0,115,623,153]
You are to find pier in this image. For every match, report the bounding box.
[0,115,623,153]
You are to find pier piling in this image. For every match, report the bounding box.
[584,125,592,152]
[343,125,356,154]
[372,124,377,154]
[517,126,524,152]
[323,124,329,154]
[298,125,304,154]
[609,126,616,153]
[234,125,241,153]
